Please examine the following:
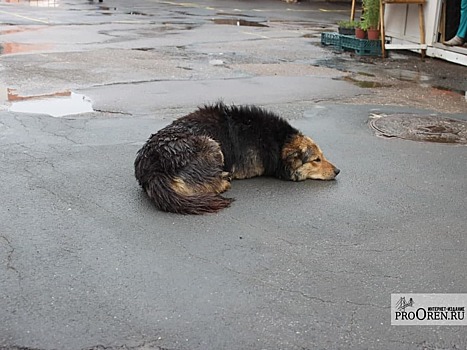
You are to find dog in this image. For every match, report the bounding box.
[134,103,339,214]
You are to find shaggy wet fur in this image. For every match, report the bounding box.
[134,103,340,214]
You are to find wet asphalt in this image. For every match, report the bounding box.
[0,1,466,350]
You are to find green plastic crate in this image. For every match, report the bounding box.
[321,32,383,57]
[321,32,342,49]
[340,35,382,56]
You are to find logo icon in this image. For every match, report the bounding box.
[395,297,414,312]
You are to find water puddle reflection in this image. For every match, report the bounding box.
[0,42,52,55]
[4,89,93,117]
[125,10,152,16]
[314,57,466,97]
[342,76,391,88]
[0,0,59,7]
[212,18,268,27]
[0,26,45,36]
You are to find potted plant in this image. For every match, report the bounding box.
[355,21,367,39]
[362,0,380,40]
[337,20,358,36]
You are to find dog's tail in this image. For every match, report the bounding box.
[144,176,234,215]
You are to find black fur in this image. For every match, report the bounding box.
[135,102,301,214]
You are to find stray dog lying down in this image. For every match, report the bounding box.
[134,103,339,214]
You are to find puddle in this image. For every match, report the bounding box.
[160,22,198,31]
[7,91,93,117]
[0,42,52,55]
[369,114,467,144]
[431,85,465,97]
[316,57,463,92]
[132,47,154,52]
[357,71,376,77]
[384,68,430,83]
[98,5,117,15]
[174,10,204,17]
[313,57,355,73]
[216,12,254,18]
[302,33,319,38]
[98,6,117,11]
[0,26,45,36]
[84,5,150,16]
[0,0,60,7]
[342,76,391,88]
[3,88,70,102]
[212,18,268,27]
[125,11,152,16]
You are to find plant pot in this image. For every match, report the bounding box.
[338,27,356,36]
[355,28,367,39]
[367,28,380,40]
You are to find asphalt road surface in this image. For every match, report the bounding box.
[0,1,466,349]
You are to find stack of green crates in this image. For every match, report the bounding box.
[321,32,382,57]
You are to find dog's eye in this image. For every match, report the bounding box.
[314,158,321,163]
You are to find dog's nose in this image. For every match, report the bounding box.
[334,168,340,176]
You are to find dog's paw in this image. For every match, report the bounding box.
[222,171,233,182]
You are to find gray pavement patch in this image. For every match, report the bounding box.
[2,103,467,350]
[84,76,367,116]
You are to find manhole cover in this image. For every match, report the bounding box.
[369,114,467,144]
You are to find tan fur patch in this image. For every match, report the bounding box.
[218,179,232,193]
[171,177,195,196]
[232,148,265,179]
[172,176,231,196]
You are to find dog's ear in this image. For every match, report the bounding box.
[286,151,300,162]
[301,148,313,163]
[285,150,306,170]
[286,148,313,164]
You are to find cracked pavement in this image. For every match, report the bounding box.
[0,0,466,349]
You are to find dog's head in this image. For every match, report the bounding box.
[282,134,340,181]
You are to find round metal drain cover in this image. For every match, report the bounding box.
[369,114,467,144]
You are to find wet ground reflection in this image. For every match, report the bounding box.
[1,88,94,117]
[0,0,59,7]
[0,42,52,55]
[212,18,268,27]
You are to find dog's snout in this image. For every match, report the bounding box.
[334,168,340,176]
